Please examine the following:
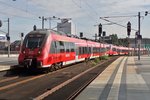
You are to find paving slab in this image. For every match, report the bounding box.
[75,56,150,100]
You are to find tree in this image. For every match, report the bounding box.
[118,38,129,47]
[110,34,118,45]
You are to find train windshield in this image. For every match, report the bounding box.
[24,34,45,49]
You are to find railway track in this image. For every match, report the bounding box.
[42,56,118,100]
[0,56,118,100]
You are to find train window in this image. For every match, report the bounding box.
[99,48,102,53]
[84,47,86,54]
[106,47,110,50]
[100,48,106,53]
[79,47,84,54]
[58,41,65,53]
[85,47,88,54]
[50,41,56,53]
[93,47,97,53]
[78,46,92,55]
[81,47,83,54]
[117,49,120,52]
[91,47,93,53]
[79,47,81,54]
[65,42,70,52]
[83,47,85,54]
[75,45,79,55]
[55,41,60,53]
[28,34,34,37]
[64,42,75,53]
[70,42,75,52]
[71,48,75,52]
[60,49,65,53]
[104,48,106,52]
[88,47,91,54]
[93,47,95,53]
[24,34,45,49]
[59,41,64,46]
[97,48,99,53]
[112,48,116,51]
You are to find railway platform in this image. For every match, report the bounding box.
[0,54,18,71]
[75,55,150,100]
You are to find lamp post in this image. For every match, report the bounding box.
[127,21,131,56]
[138,12,141,60]
[47,16,60,29]
[5,18,10,57]
[0,20,2,27]
[39,16,46,29]
[98,23,102,59]
[20,33,24,53]
[135,32,138,56]
[39,16,61,29]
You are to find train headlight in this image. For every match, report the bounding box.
[37,48,42,55]
[22,50,25,54]
[38,51,41,54]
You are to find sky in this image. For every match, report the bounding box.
[0,0,150,42]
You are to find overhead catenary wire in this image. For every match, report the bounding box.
[0,11,39,21]
[100,17,138,32]
[82,0,99,16]
[72,0,98,23]
[72,0,81,8]
[100,15,138,18]
[0,1,38,17]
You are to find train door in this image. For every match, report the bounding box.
[75,44,79,62]
[49,41,57,64]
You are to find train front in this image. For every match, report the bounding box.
[18,30,48,69]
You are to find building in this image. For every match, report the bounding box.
[10,40,21,51]
[57,19,75,35]
[103,36,150,50]
[0,34,7,50]
[129,38,150,49]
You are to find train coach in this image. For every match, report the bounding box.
[18,29,130,70]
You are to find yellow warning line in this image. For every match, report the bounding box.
[0,76,19,83]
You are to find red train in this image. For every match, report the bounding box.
[18,29,145,69]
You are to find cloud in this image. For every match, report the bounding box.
[29,0,84,18]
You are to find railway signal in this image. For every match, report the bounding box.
[127,21,131,36]
[145,11,148,16]
[33,25,37,31]
[102,31,106,37]
[98,23,102,37]
[0,20,2,27]
[80,32,83,38]
[21,33,24,37]
[6,34,10,41]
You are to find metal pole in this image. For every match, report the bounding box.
[20,33,23,53]
[138,12,141,60]
[42,16,44,29]
[49,18,51,29]
[8,18,10,58]
[128,36,130,56]
[134,36,136,56]
[95,34,97,41]
[99,36,101,59]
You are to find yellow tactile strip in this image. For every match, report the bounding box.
[75,57,124,100]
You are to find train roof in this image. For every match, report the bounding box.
[28,29,78,38]
[28,29,51,35]
[27,29,130,48]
